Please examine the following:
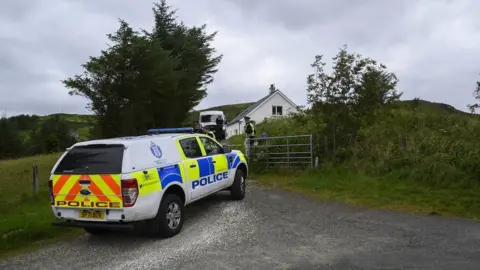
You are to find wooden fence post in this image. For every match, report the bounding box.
[324,136,328,158]
[401,136,407,153]
[32,165,39,196]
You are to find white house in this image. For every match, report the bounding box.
[226,88,299,138]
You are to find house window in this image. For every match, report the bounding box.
[234,129,238,135]
[272,106,283,116]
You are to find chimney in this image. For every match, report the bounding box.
[269,84,276,94]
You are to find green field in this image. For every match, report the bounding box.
[0,153,80,257]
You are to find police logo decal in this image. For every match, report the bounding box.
[150,141,163,159]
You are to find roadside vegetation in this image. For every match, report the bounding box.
[0,153,79,257]
[242,45,480,219]
[256,168,480,219]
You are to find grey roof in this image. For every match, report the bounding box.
[228,90,278,125]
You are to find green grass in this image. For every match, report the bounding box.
[255,168,480,220]
[0,153,81,256]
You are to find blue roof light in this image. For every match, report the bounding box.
[147,127,194,134]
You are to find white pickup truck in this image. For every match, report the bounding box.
[49,128,248,238]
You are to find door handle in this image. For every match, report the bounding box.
[190,164,197,168]
[211,160,216,164]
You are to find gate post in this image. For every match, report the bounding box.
[310,135,313,168]
[286,138,290,169]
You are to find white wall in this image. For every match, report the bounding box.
[226,121,244,139]
[226,92,298,138]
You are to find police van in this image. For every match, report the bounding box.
[49,128,248,238]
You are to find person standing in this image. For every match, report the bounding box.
[244,116,256,148]
[215,116,225,141]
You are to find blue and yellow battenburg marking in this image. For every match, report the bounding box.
[157,164,184,188]
[132,151,246,194]
[189,155,227,189]
[226,152,246,170]
[191,171,229,189]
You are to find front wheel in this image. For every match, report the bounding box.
[148,194,185,238]
[230,169,246,200]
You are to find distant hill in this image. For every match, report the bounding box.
[8,103,254,141]
[394,99,470,115]
[36,103,255,128]
[9,99,474,142]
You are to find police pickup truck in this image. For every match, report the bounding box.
[49,128,248,238]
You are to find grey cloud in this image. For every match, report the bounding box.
[0,0,479,117]
[226,0,411,31]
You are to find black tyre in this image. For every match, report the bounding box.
[148,194,185,238]
[84,227,110,235]
[230,169,246,200]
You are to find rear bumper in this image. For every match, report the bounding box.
[52,220,135,230]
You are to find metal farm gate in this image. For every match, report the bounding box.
[231,135,313,170]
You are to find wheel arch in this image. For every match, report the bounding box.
[162,183,186,206]
[236,162,248,179]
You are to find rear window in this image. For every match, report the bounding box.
[54,144,125,174]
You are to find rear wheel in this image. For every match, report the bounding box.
[230,169,246,200]
[148,194,185,238]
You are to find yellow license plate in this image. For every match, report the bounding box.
[78,210,105,219]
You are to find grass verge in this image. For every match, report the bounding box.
[0,153,81,257]
[254,167,480,220]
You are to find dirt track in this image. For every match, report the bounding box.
[1,180,479,269]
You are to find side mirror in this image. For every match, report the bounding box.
[222,144,232,153]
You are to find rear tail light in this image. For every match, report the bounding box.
[121,178,138,207]
[48,179,54,205]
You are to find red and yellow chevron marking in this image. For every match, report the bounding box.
[53,174,123,208]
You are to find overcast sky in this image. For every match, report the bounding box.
[1,0,479,117]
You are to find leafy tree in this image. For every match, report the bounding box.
[306,45,401,160]
[63,0,222,138]
[307,45,402,138]
[467,76,480,113]
[7,114,40,130]
[0,117,25,159]
[29,115,76,154]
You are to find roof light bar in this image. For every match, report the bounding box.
[147,127,194,134]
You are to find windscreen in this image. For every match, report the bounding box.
[200,114,223,123]
[54,144,125,174]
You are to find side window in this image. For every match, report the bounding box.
[179,137,203,159]
[199,137,224,156]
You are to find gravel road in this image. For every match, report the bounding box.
[1,180,480,270]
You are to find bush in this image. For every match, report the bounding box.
[249,102,480,189]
